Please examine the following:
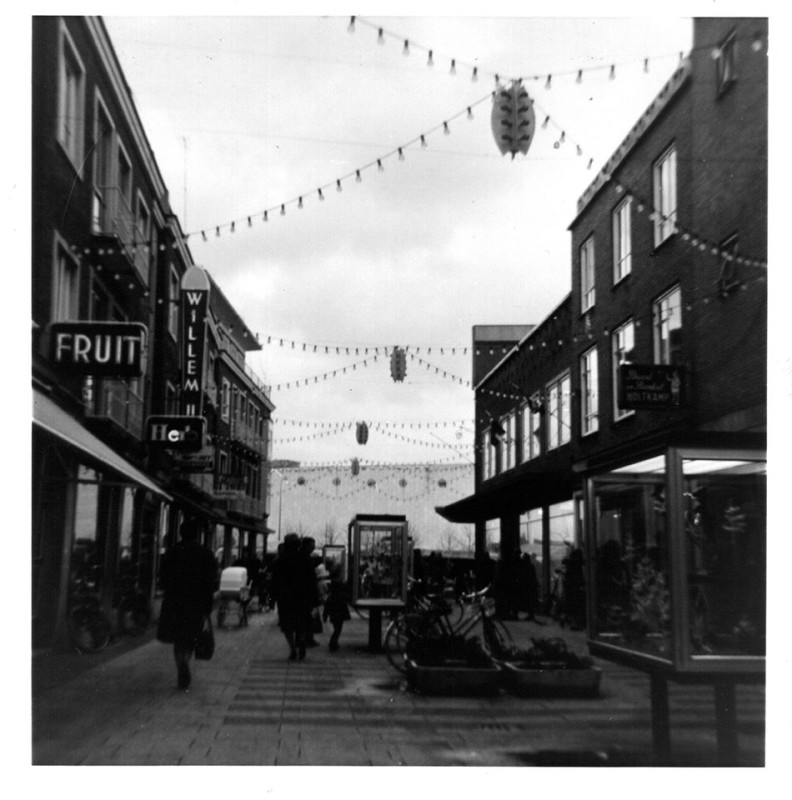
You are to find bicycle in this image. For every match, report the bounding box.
[69,580,112,653]
[383,584,515,673]
[114,574,150,636]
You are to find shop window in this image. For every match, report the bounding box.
[653,285,683,365]
[682,457,765,658]
[715,30,737,95]
[580,235,595,312]
[57,22,85,170]
[580,346,599,436]
[612,320,635,422]
[653,144,677,247]
[612,196,632,283]
[485,518,501,556]
[547,372,571,450]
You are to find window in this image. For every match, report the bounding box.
[580,347,599,436]
[521,396,543,462]
[612,320,635,421]
[91,98,115,234]
[136,194,151,246]
[239,392,247,424]
[52,237,80,321]
[117,144,132,210]
[612,196,632,283]
[716,234,741,296]
[580,236,595,312]
[653,285,683,364]
[165,381,178,415]
[715,30,737,94]
[168,267,180,339]
[57,24,85,169]
[547,372,571,450]
[221,378,231,422]
[503,414,516,470]
[653,145,677,246]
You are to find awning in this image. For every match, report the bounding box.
[435,469,575,524]
[33,389,171,500]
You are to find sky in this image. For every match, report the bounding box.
[98,10,698,471]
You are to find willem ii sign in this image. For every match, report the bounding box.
[48,321,147,377]
[180,266,210,417]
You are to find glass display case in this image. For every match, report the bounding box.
[322,544,347,582]
[347,514,409,608]
[585,446,765,675]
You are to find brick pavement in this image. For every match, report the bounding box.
[31,609,766,767]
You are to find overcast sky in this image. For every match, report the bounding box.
[99,11,702,470]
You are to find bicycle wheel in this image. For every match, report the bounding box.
[383,617,409,672]
[482,617,516,660]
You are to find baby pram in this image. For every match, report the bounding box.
[217,566,251,628]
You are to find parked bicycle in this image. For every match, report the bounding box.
[69,578,112,653]
[383,583,515,673]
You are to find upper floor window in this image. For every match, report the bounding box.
[547,372,571,450]
[168,266,180,339]
[136,194,151,246]
[653,285,683,365]
[580,236,595,312]
[580,346,599,436]
[239,391,247,424]
[52,236,80,322]
[57,24,85,170]
[520,397,543,462]
[612,196,632,283]
[221,378,231,422]
[165,381,178,415]
[503,414,516,471]
[653,145,677,247]
[716,234,741,296]
[612,320,635,422]
[715,30,737,95]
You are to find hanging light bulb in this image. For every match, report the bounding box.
[297,196,303,209]
[545,74,552,89]
[576,69,582,83]
[472,66,478,82]
[348,16,355,32]
[467,106,473,120]
[403,39,410,55]
[443,121,450,135]
[427,50,433,66]
[398,148,405,161]
[377,159,384,172]
[377,28,384,44]
[450,59,456,75]
[609,64,615,80]
[336,179,342,192]
[263,210,268,222]
[317,188,324,201]
[644,58,649,73]
[355,170,362,182]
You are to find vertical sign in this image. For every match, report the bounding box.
[180,266,210,416]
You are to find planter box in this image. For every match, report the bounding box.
[501,662,602,698]
[405,659,502,696]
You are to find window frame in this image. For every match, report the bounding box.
[51,233,80,322]
[580,346,599,437]
[167,266,180,340]
[546,371,571,450]
[612,195,633,284]
[220,378,231,422]
[580,235,596,312]
[653,144,678,247]
[715,29,737,95]
[611,319,636,422]
[653,284,683,365]
[57,21,86,172]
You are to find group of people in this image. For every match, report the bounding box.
[156,521,352,691]
[269,533,351,661]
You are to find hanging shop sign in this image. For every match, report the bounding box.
[47,321,147,377]
[618,364,687,410]
[171,448,215,473]
[491,80,536,158]
[180,266,210,417]
[146,415,206,451]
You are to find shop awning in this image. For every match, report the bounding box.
[435,469,575,524]
[33,389,171,500]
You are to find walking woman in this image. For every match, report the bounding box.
[156,518,218,690]
[272,532,319,660]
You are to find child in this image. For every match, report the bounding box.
[322,576,351,651]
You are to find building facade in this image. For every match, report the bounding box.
[437,18,767,671]
[32,16,274,650]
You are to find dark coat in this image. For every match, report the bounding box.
[272,550,319,634]
[156,541,218,648]
[322,580,351,624]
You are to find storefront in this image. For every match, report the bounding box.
[33,390,171,649]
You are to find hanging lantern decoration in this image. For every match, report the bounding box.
[356,421,369,445]
[296,476,306,485]
[332,477,341,486]
[390,346,407,382]
[367,478,377,487]
[491,79,535,159]
[399,478,408,488]
[438,478,447,488]
[351,458,360,476]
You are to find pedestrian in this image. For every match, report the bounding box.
[156,518,218,690]
[300,536,323,647]
[322,570,351,651]
[272,533,319,660]
[521,553,545,624]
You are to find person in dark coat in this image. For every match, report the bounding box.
[272,532,319,660]
[156,518,218,690]
[322,572,351,651]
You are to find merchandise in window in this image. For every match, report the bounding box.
[653,285,682,365]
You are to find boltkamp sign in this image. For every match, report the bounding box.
[180,266,210,416]
[618,364,687,409]
[48,321,147,377]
